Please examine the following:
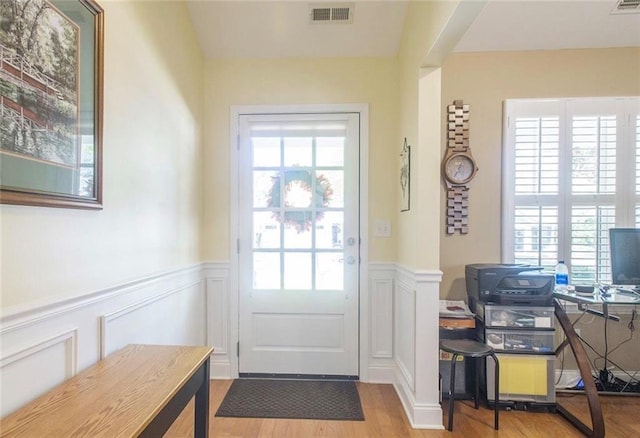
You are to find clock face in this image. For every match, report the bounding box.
[445,154,476,184]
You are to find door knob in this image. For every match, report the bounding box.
[342,255,356,265]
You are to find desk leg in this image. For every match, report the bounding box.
[554,299,605,438]
[194,357,210,438]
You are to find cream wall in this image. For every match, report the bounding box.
[440,47,640,300]
[440,47,640,375]
[201,57,399,262]
[396,0,460,270]
[0,1,203,309]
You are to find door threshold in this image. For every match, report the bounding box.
[239,373,359,381]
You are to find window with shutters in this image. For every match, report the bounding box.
[502,97,640,285]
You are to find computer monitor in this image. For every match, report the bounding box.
[609,228,640,287]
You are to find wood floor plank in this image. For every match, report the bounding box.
[165,380,640,437]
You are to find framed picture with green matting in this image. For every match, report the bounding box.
[0,0,104,209]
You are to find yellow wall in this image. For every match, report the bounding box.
[440,47,640,300]
[396,1,460,270]
[0,1,203,308]
[201,57,399,262]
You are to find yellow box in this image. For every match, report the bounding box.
[486,354,555,403]
[499,355,548,395]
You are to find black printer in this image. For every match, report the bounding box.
[465,263,555,311]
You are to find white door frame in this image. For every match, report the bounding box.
[229,104,369,380]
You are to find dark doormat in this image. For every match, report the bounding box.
[215,379,365,421]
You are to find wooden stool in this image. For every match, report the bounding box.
[440,339,499,431]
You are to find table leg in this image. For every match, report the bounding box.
[554,299,605,438]
[194,357,211,438]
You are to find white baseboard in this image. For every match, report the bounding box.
[394,369,444,429]
[367,363,396,384]
[211,359,233,379]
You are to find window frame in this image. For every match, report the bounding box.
[502,97,640,284]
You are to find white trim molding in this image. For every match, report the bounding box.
[228,103,371,381]
[202,261,233,378]
[0,329,78,374]
[367,263,397,383]
[0,264,207,417]
[393,264,444,429]
[0,329,79,416]
[0,265,203,334]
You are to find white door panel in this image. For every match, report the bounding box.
[238,112,359,376]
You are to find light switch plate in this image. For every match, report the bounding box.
[374,219,391,237]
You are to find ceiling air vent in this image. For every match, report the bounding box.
[611,0,640,14]
[310,3,354,23]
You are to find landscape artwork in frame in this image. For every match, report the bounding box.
[0,0,103,209]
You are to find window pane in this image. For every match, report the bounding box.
[514,206,558,269]
[284,137,312,167]
[570,206,615,284]
[254,253,280,289]
[636,115,640,195]
[316,253,344,290]
[253,137,280,167]
[571,116,616,194]
[316,211,343,249]
[254,171,277,208]
[254,212,280,249]
[283,169,313,208]
[316,137,344,167]
[284,221,312,248]
[514,117,559,195]
[318,170,343,208]
[284,253,311,289]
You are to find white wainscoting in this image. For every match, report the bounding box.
[0,264,207,417]
[367,263,396,383]
[205,262,400,382]
[0,329,77,416]
[393,264,444,430]
[1,260,445,429]
[203,262,233,378]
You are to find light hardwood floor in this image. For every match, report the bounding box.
[165,380,640,437]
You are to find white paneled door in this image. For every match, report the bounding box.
[238,112,360,377]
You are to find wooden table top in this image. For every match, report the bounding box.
[0,344,213,437]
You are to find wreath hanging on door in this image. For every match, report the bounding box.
[267,169,333,233]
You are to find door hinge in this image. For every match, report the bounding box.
[237,134,240,150]
[237,238,240,254]
[237,341,240,357]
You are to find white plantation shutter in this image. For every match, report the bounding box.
[570,206,615,284]
[503,97,640,284]
[513,206,558,267]
[514,117,559,195]
[636,115,640,226]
